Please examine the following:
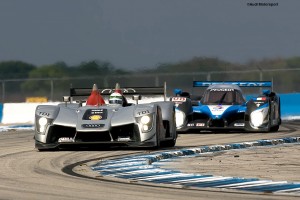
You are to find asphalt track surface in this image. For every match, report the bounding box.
[0,121,299,200]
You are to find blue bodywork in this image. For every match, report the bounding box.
[173,81,280,132]
[192,103,247,121]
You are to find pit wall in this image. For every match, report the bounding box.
[0,93,299,124]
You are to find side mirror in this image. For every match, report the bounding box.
[174,88,182,96]
[63,96,71,102]
[262,90,271,96]
[132,95,142,104]
[63,96,71,107]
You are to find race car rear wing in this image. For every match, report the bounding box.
[70,82,167,101]
[193,81,272,88]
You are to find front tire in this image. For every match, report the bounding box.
[155,112,161,148]
[270,125,280,132]
[162,136,177,147]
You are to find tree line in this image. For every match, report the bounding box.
[1,56,300,79]
[0,56,299,102]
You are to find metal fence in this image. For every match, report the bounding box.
[1,68,300,103]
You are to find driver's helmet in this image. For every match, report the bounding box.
[109,92,123,105]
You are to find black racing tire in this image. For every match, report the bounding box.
[176,130,189,134]
[264,114,272,133]
[162,137,176,147]
[270,125,280,132]
[155,111,161,148]
[162,110,177,147]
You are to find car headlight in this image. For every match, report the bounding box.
[38,117,48,126]
[175,110,186,128]
[38,117,48,133]
[141,115,151,124]
[137,114,154,133]
[250,110,264,127]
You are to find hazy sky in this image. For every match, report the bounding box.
[0,0,299,69]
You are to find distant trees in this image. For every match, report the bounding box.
[0,56,299,102]
[20,62,70,95]
[1,57,299,80]
[76,61,113,76]
[0,60,130,80]
[0,61,36,79]
[153,57,233,73]
[286,56,300,68]
[19,60,129,96]
[27,62,70,78]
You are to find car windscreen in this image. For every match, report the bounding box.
[201,89,245,105]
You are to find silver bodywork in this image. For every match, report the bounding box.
[34,86,177,150]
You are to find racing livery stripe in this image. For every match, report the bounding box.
[92,137,300,195]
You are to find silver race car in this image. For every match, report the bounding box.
[34,83,177,150]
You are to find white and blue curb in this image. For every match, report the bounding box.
[0,124,34,132]
[91,137,300,195]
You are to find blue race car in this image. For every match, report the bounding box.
[172,81,281,132]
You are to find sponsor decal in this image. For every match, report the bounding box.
[172,97,186,102]
[39,112,50,117]
[208,105,230,116]
[234,123,245,127]
[187,123,205,127]
[256,97,267,101]
[83,109,107,120]
[196,123,205,127]
[90,109,104,114]
[89,115,102,120]
[117,137,131,142]
[26,97,48,103]
[137,110,150,116]
[212,105,223,110]
[193,81,272,87]
[254,100,266,107]
[58,137,74,143]
[194,109,202,113]
[210,88,234,92]
[82,124,105,128]
[101,88,136,94]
